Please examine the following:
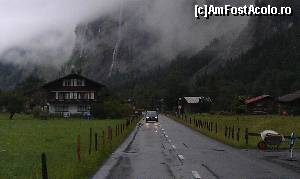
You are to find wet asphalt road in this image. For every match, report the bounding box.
[98,115,299,179]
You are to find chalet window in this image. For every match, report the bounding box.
[90,92,95,99]
[74,92,77,99]
[78,105,89,112]
[58,93,64,100]
[77,79,85,86]
[55,104,68,112]
[55,92,58,99]
[78,93,81,99]
[69,92,73,99]
[65,93,70,99]
[73,79,77,86]
[63,80,71,86]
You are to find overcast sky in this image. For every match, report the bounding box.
[0,0,123,62]
[0,0,253,67]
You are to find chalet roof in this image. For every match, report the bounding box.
[245,95,271,104]
[278,90,300,103]
[42,73,105,89]
[184,97,212,104]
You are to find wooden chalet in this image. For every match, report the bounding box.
[183,97,212,113]
[42,73,105,115]
[278,90,300,115]
[245,95,275,114]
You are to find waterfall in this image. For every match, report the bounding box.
[108,1,123,77]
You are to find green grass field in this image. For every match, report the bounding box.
[170,114,300,149]
[0,113,137,179]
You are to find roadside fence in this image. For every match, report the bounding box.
[40,115,139,179]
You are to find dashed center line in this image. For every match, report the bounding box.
[178,154,185,161]
[182,142,189,149]
[172,145,176,149]
[192,170,202,179]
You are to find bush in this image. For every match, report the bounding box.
[91,99,132,118]
[32,107,48,120]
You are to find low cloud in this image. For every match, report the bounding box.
[0,0,254,69]
[0,0,124,66]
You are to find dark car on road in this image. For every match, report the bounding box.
[145,111,158,123]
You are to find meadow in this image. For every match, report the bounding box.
[171,114,300,149]
[0,113,137,179]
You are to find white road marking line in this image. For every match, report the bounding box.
[168,139,171,143]
[178,154,185,160]
[162,128,165,130]
[165,135,168,138]
[172,145,176,149]
[192,171,202,179]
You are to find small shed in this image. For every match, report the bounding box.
[278,90,300,115]
[245,95,274,114]
[183,97,212,114]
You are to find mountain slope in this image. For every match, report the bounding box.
[111,0,300,109]
[67,0,254,82]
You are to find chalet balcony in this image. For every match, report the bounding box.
[47,98,98,103]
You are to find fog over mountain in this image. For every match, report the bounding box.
[0,1,254,77]
[0,0,126,67]
[68,0,254,80]
[1,0,297,89]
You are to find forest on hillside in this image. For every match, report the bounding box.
[114,25,300,111]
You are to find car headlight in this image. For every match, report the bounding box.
[146,117,149,119]
[155,116,158,118]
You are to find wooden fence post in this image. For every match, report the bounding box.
[232,126,235,139]
[245,128,249,145]
[102,130,105,149]
[116,125,118,136]
[237,128,240,142]
[228,126,231,139]
[215,123,218,134]
[95,133,98,151]
[77,135,81,162]
[108,126,112,140]
[109,126,113,150]
[107,127,110,140]
[89,128,92,155]
[225,126,227,137]
[41,153,48,179]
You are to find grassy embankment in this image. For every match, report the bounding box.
[170,114,300,149]
[0,113,138,179]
